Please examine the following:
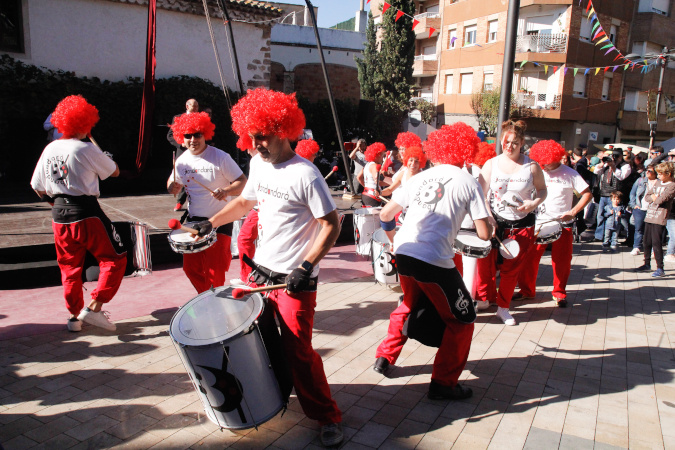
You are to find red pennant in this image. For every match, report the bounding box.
[553,66,558,73]
[586,1,592,12]
[412,19,419,30]
[604,66,610,73]
[367,0,370,2]
[594,30,606,40]
[429,27,436,38]
[382,2,391,14]
[613,54,622,61]
[395,10,404,22]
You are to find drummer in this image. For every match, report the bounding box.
[373,123,492,401]
[194,88,343,447]
[295,139,320,163]
[476,120,547,326]
[167,112,247,293]
[357,142,387,207]
[514,140,592,307]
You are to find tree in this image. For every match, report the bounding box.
[356,11,378,101]
[471,87,515,137]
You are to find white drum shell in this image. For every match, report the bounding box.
[453,231,492,259]
[353,207,381,257]
[129,221,152,275]
[168,221,217,254]
[371,228,399,286]
[535,221,562,245]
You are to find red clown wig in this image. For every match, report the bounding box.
[236,135,253,152]
[529,140,566,166]
[295,139,320,160]
[395,132,422,152]
[423,122,480,167]
[231,88,305,142]
[364,142,387,162]
[403,146,427,168]
[171,112,215,145]
[474,142,497,167]
[51,95,99,138]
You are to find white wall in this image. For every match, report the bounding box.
[7,0,268,89]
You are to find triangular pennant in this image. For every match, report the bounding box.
[520,60,528,68]
[601,43,613,50]
[544,65,549,74]
[564,66,569,75]
[586,0,592,12]
[595,67,601,75]
[612,65,619,72]
[593,30,606,40]
[533,62,539,66]
[429,27,436,38]
[604,66,610,73]
[574,68,579,76]
[412,19,419,30]
[596,36,609,45]
[584,68,590,75]
[450,36,457,45]
[589,6,596,17]
[553,66,558,74]
[624,63,630,70]
[613,54,622,61]
[395,10,404,22]
[382,2,391,14]
[592,21,600,33]
[604,48,614,56]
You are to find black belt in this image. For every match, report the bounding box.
[184,214,233,236]
[243,254,318,292]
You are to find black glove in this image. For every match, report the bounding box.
[285,268,312,293]
[193,220,213,237]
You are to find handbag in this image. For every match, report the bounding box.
[645,202,668,225]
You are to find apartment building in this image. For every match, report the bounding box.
[370,0,674,149]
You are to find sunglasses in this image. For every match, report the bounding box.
[183,132,203,139]
[647,170,655,173]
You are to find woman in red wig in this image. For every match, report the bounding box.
[357,142,387,207]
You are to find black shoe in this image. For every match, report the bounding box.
[373,357,389,374]
[634,264,651,272]
[428,381,473,400]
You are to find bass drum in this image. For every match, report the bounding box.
[370,228,399,287]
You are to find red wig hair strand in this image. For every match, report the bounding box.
[528,140,566,166]
[51,95,99,139]
[364,142,387,162]
[231,88,305,142]
[295,139,320,160]
[423,123,480,167]
[170,112,216,145]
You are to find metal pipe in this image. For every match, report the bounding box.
[304,0,357,194]
[496,0,521,154]
[219,0,245,94]
[650,47,668,149]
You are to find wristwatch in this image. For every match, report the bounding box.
[300,260,314,273]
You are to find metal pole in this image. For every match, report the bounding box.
[649,47,668,149]
[496,0,520,154]
[219,0,245,95]
[304,0,357,194]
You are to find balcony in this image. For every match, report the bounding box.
[513,92,561,111]
[515,34,568,54]
[413,12,441,39]
[413,54,438,77]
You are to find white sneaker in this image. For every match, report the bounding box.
[496,307,516,326]
[67,317,82,332]
[320,422,343,447]
[476,300,490,311]
[665,254,675,263]
[229,278,246,286]
[630,248,642,256]
[77,308,116,331]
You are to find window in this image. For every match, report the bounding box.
[488,20,498,42]
[602,74,612,100]
[0,0,24,53]
[610,25,617,45]
[639,0,670,15]
[448,28,457,50]
[573,74,587,97]
[483,72,494,91]
[579,17,592,42]
[460,73,473,94]
[464,25,477,46]
[445,74,454,94]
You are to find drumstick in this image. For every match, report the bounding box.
[324,166,338,180]
[172,150,177,198]
[533,226,542,240]
[88,134,102,149]
[378,195,390,204]
[168,219,199,235]
[232,284,288,299]
[493,235,514,259]
[188,177,216,194]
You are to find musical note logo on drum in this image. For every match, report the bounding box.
[196,347,246,422]
[455,289,470,316]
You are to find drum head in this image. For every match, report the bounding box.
[354,207,381,217]
[372,228,390,245]
[499,238,520,259]
[170,287,263,346]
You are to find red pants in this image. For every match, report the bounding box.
[376,257,474,387]
[475,226,534,308]
[259,286,342,425]
[237,210,259,282]
[53,218,127,316]
[518,227,573,299]
[183,233,231,293]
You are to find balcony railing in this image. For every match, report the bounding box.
[514,92,561,111]
[414,12,441,20]
[414,54,438,61]
[516,34,568,53]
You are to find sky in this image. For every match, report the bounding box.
[278,0,366,28]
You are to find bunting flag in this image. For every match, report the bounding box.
[604,66,610,73]
[585,68,591,75]
[595,67,601,75]
[596,36,609,45]
[574,68,579,76]
[564,66,569,75]
[429,28,436,38]
[612,65,619,72]
[520,60,528,68]
[382,2,391,14]
[412,18,419,30]
[553,65,558,74]
[544,65,549,74]
[395,10,404,22]
[450,36,457,46]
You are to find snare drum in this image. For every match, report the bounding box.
[535,220,562,245]
[353,207,381,257]
[168,221,217,254]
[170,288,290,430]
[85,221,152,280]
[230,218,245,257]
[499,238,520,259]
[453,230,492,259]
[370,228,399,286]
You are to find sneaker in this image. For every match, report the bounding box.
[174,202,183,211]
[634,264,651,272]
[476,300,490,311]
[630,248,642,256]
[373,357,390,374]
[610,246,618,253]
[665,254,675,263]
[428,381,473,400]
[512,292,534,301]
[651,268,665,278]
[320,422,343,447]
[67,317,82,332]
[553,296,568,308]
[229,278,246,286]
[496,307,516,326]
[77,308,116,331]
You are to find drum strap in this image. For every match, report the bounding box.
[244,255,318,292]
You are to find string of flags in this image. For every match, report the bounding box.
[367,0,438,38]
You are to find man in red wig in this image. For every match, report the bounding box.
[373,123,493,401]
[514,140,592,307]
[31,95,125,332]
[194,88,343,447]
[167,112,247,293]
[168,98,200,211]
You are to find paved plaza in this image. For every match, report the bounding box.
[1,200,675,448]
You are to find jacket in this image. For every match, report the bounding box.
[644,180,675,226]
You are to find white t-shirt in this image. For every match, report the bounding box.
[169,145,243,218]
[536,164,589,224]
[460,164,482,229]
[242,154,336,276]
[364,161,378,190]
[488,155,536,221]
[392,164,489,269]
[31,138,117,197]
